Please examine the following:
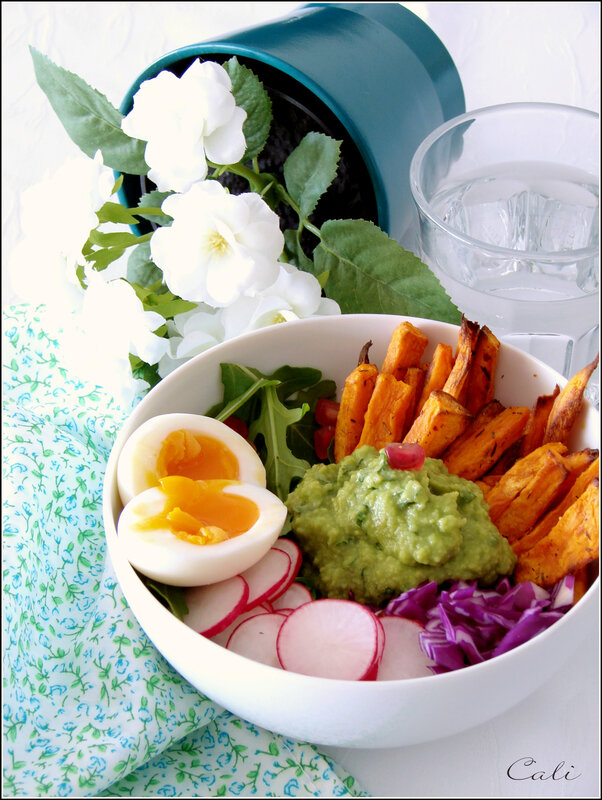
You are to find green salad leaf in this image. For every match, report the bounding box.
[209,363,334,501]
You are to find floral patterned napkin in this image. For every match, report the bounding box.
[2,304,366,798]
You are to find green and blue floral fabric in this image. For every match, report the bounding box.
[2,304,366,798]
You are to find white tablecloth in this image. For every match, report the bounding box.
[2,3,600,796]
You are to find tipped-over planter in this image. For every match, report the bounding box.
[119,2,465,249]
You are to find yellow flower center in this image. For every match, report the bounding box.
[203,230,230,256]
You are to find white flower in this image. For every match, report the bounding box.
[121,59,247,193]
[157,305,224,378]
[8,151,115,322]
[219,263,340,340]
[151,180,283,306]
[58,271,170,405]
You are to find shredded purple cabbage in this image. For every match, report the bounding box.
[384,575,575,673]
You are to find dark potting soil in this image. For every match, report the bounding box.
[122,54,379,258]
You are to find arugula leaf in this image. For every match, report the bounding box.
[283,132,341,220]
[313,219,463,324]
[287,378,337,463]
[248,385,310,501]
[139,576,188,620]
[29,47,148,175]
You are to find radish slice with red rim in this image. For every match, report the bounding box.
[183,575,249,638]
[226,612,286,669]
[271,582,313,611]
[209,604,270,647]
[269,539,302,600]
[239,548,292,611]
[377,615,435,680]
[276,599,381,680]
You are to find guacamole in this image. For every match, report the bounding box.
[286,446,516,607]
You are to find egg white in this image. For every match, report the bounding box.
[117,413,266,506]
[117,480,287,586]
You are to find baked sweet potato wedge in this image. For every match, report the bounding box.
[514,479,599,587]
[403,390,472,458]
[380,321,428,381]
[442,405,530,481]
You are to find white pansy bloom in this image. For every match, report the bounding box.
[121,60,247,193]
[151,180,283,306]
[157,305,224,378]
[57,271,170,405]
[8,151,115,322]
[219,262,341,340]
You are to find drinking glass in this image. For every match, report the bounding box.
[410,102,599,393]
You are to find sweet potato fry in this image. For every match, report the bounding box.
[543,354,599,445]
[416,342,455,415]
[514,479,599,587]
[442,405,530,481]
[334,346,378,462]
[442,317,481,406]
[513,457,599,555]
[518,386,560,457]
[357,373,416,450]
[466,326,500,415]
[380,321,428,381]
[402,366,425,425]
[484,442,569,523]
[494,448,569,544]
[403,390,472,458]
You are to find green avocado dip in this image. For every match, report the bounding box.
[286,446,516,607]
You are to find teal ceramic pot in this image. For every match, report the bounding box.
[119,2,464,248]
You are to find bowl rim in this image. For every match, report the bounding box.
[103,313,600,690]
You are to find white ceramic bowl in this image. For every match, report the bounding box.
[102,314,599,748]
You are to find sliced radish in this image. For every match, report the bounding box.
[182,575,249,638]
[239,547,292,611]
[226,612,286,668]
[269,539,302,601]
[209,605,269,647]
[271,582,313,611]
[276,599,381,680]
[376,616,436,680]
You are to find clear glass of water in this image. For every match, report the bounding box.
[409,102,599,391]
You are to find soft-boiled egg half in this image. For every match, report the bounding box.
[117,413,266,506]
[117,475,288,585]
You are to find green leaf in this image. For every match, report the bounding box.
[248,385,310,501]
[223,56,272,161]
[283,229,315,272]
[88,229,143,248]
[136,190,174,227]
[29,47,148,174]
[129,283,196,319]
[284,132,341,220]
[127,242,162,287]
[95,201,140,225]
[140,577,188,620]
[313,219,462,324]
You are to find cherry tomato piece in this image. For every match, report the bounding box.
[314,425,335,461]
[384,442,426,470]
[223,416,249,439]
[314,398,340,427]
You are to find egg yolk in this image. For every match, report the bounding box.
[137,475,260,545]
[155,429,240,483]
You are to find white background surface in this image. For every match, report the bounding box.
[2,2,600,796]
